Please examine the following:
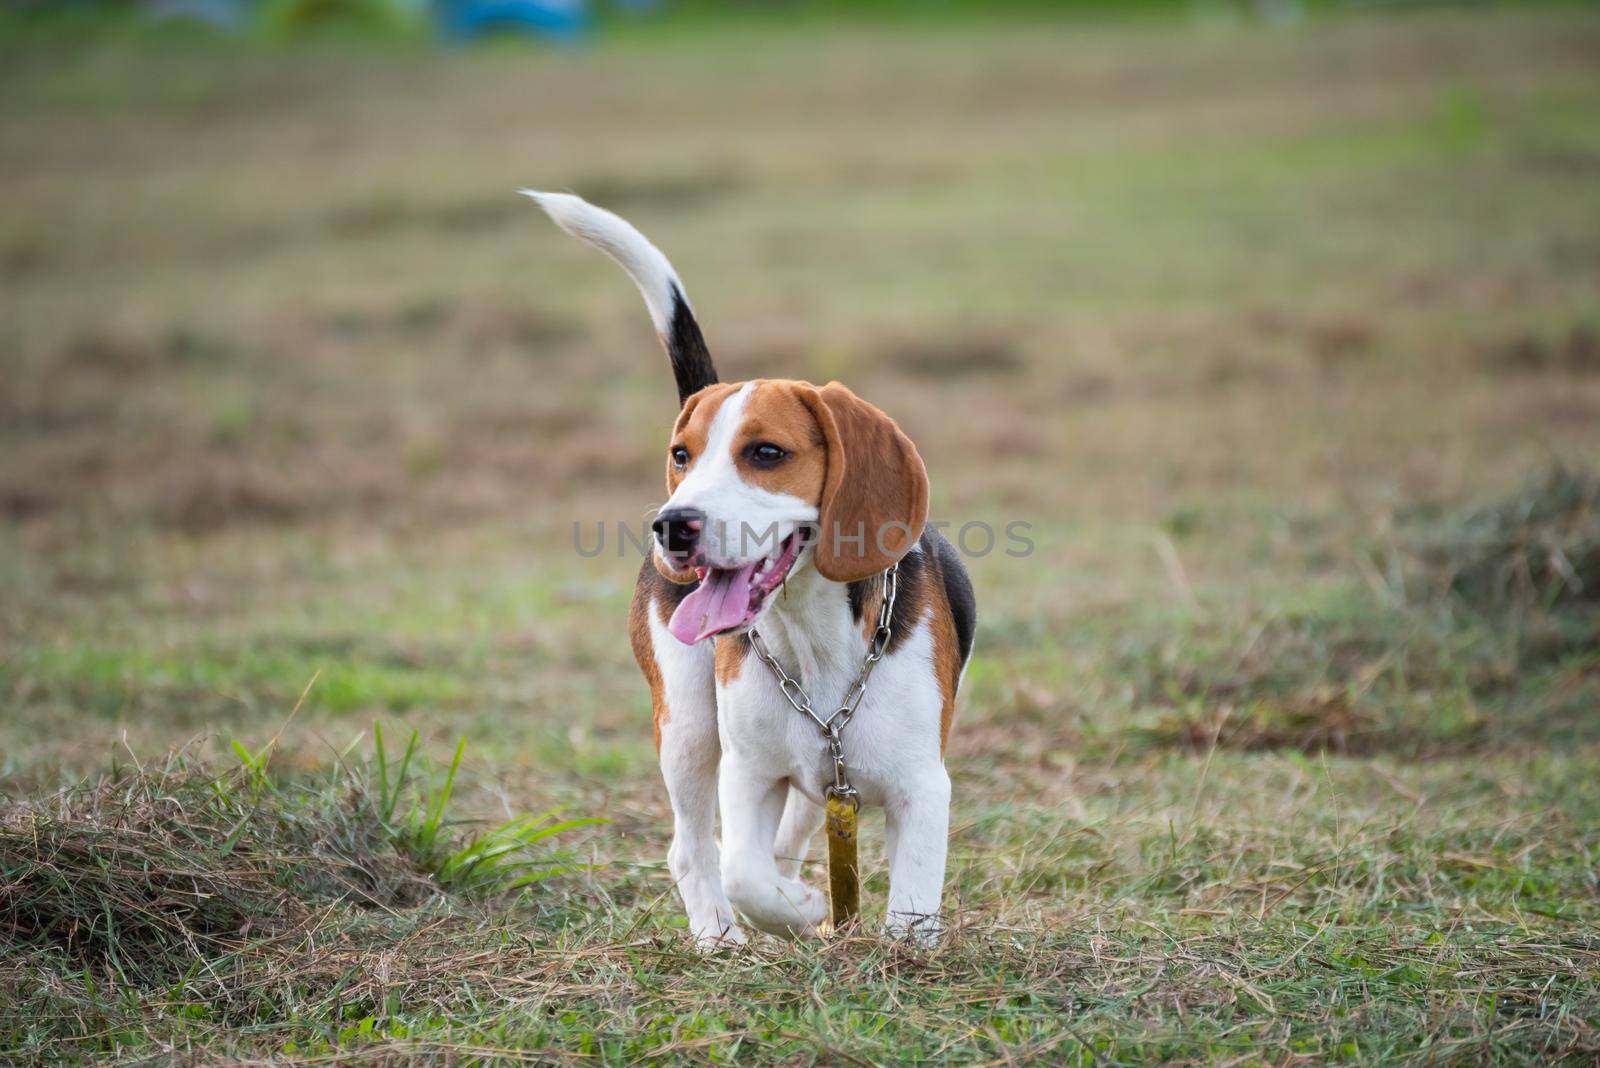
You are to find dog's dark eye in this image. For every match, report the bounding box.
[670,446,689,469]
[746,442,789,467]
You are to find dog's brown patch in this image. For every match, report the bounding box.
[629,581,668,752]
[667,383,740,493]
[732,381,829,504]
[715,634,749,685]
[925,566,963,753]
[631,558,701,750]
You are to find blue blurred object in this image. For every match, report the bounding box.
[144,0,252,30]
[438,0,590,41]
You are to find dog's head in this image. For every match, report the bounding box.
[654,379,928,644]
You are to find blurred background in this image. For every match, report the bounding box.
[4,1,1600,1058]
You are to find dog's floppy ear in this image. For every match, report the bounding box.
[801,382,929,583]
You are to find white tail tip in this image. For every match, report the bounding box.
[519,188,683,337]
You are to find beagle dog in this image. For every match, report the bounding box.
[525,192,975,945]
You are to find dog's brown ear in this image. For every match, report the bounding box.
[802,382,929,583]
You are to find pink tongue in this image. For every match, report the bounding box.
[669,561,763,644]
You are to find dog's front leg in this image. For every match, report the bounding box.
[884,765,952,944]
[659,711,744,948]
[719,763,829,938]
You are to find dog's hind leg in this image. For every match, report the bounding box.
[772,785,824,881]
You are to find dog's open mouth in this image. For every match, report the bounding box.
[667,533,802,644]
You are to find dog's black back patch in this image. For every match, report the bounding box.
[846,552,920,658]
[844,528,974,663]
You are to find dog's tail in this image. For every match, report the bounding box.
[521,190,718,405]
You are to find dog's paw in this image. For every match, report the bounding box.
[796,884,829,929]
[731,881,829,939]
[884,912,942,946]
[691,919,748,951]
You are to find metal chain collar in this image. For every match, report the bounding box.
[747,562,899,809]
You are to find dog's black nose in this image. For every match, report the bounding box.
[652,508,705,562]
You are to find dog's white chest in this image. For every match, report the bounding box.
[715,611,942,808]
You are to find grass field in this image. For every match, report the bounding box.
[3,5,1600,1063]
